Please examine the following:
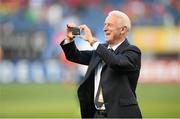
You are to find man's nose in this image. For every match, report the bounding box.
[103,26,107,32]
[103,24,108,31]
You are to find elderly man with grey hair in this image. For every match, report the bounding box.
[60,10,142,118]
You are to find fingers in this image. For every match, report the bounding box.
[66,23,76,32]
[79,25,85,31]
[79,24,92,40]
[67,23,89,31]
[67,23,76,28]
[78,35,88,42]
[78,35,84,40]
[66,23,92,42]
[66,23,77,40]
[79,24,90,32]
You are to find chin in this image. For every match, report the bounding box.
[106,39,112,44]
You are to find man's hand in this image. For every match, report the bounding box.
[79,25,97,46]
[66,23,76,41]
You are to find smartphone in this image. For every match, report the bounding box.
[72,27,80,35]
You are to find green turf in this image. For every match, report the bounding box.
[137,84,180,118]
[0,83,180,118]
[0,83,80,118]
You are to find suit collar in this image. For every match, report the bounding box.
[114,39,129,54]
[108,39,125,51]
[83,54,100,83]
[104,39,129,54]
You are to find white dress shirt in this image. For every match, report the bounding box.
[92,40,125,110]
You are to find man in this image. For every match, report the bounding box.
[60,10,142,118]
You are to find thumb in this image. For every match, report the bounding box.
[79,35,87,41]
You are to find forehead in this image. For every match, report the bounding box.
[104,15,122,24]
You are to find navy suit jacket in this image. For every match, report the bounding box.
[60,39,142,118]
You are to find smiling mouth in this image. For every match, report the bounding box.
[105,32,111,36]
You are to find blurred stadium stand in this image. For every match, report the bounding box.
[0,0,179,83]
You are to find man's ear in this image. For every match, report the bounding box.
[121,26,128,34]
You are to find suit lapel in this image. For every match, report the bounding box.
[89,55,101,72]
[88,43,108,72]
[79,53,100,86]
[82,44,108,84]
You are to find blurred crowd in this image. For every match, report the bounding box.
[0,0,180,83]
[0,0,180,60]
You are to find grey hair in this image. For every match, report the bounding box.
[108,10,131,30]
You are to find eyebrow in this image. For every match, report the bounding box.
[104,22,113,26]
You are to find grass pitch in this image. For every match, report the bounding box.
[0,83,180,118]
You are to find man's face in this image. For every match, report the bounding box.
[103,15,123,44]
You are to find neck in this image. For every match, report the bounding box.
[108,38,125,47]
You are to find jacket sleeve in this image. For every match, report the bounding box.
[60,40,93,65]
[95,44,141,71]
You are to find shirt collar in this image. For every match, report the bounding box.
[108,39,125,51]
